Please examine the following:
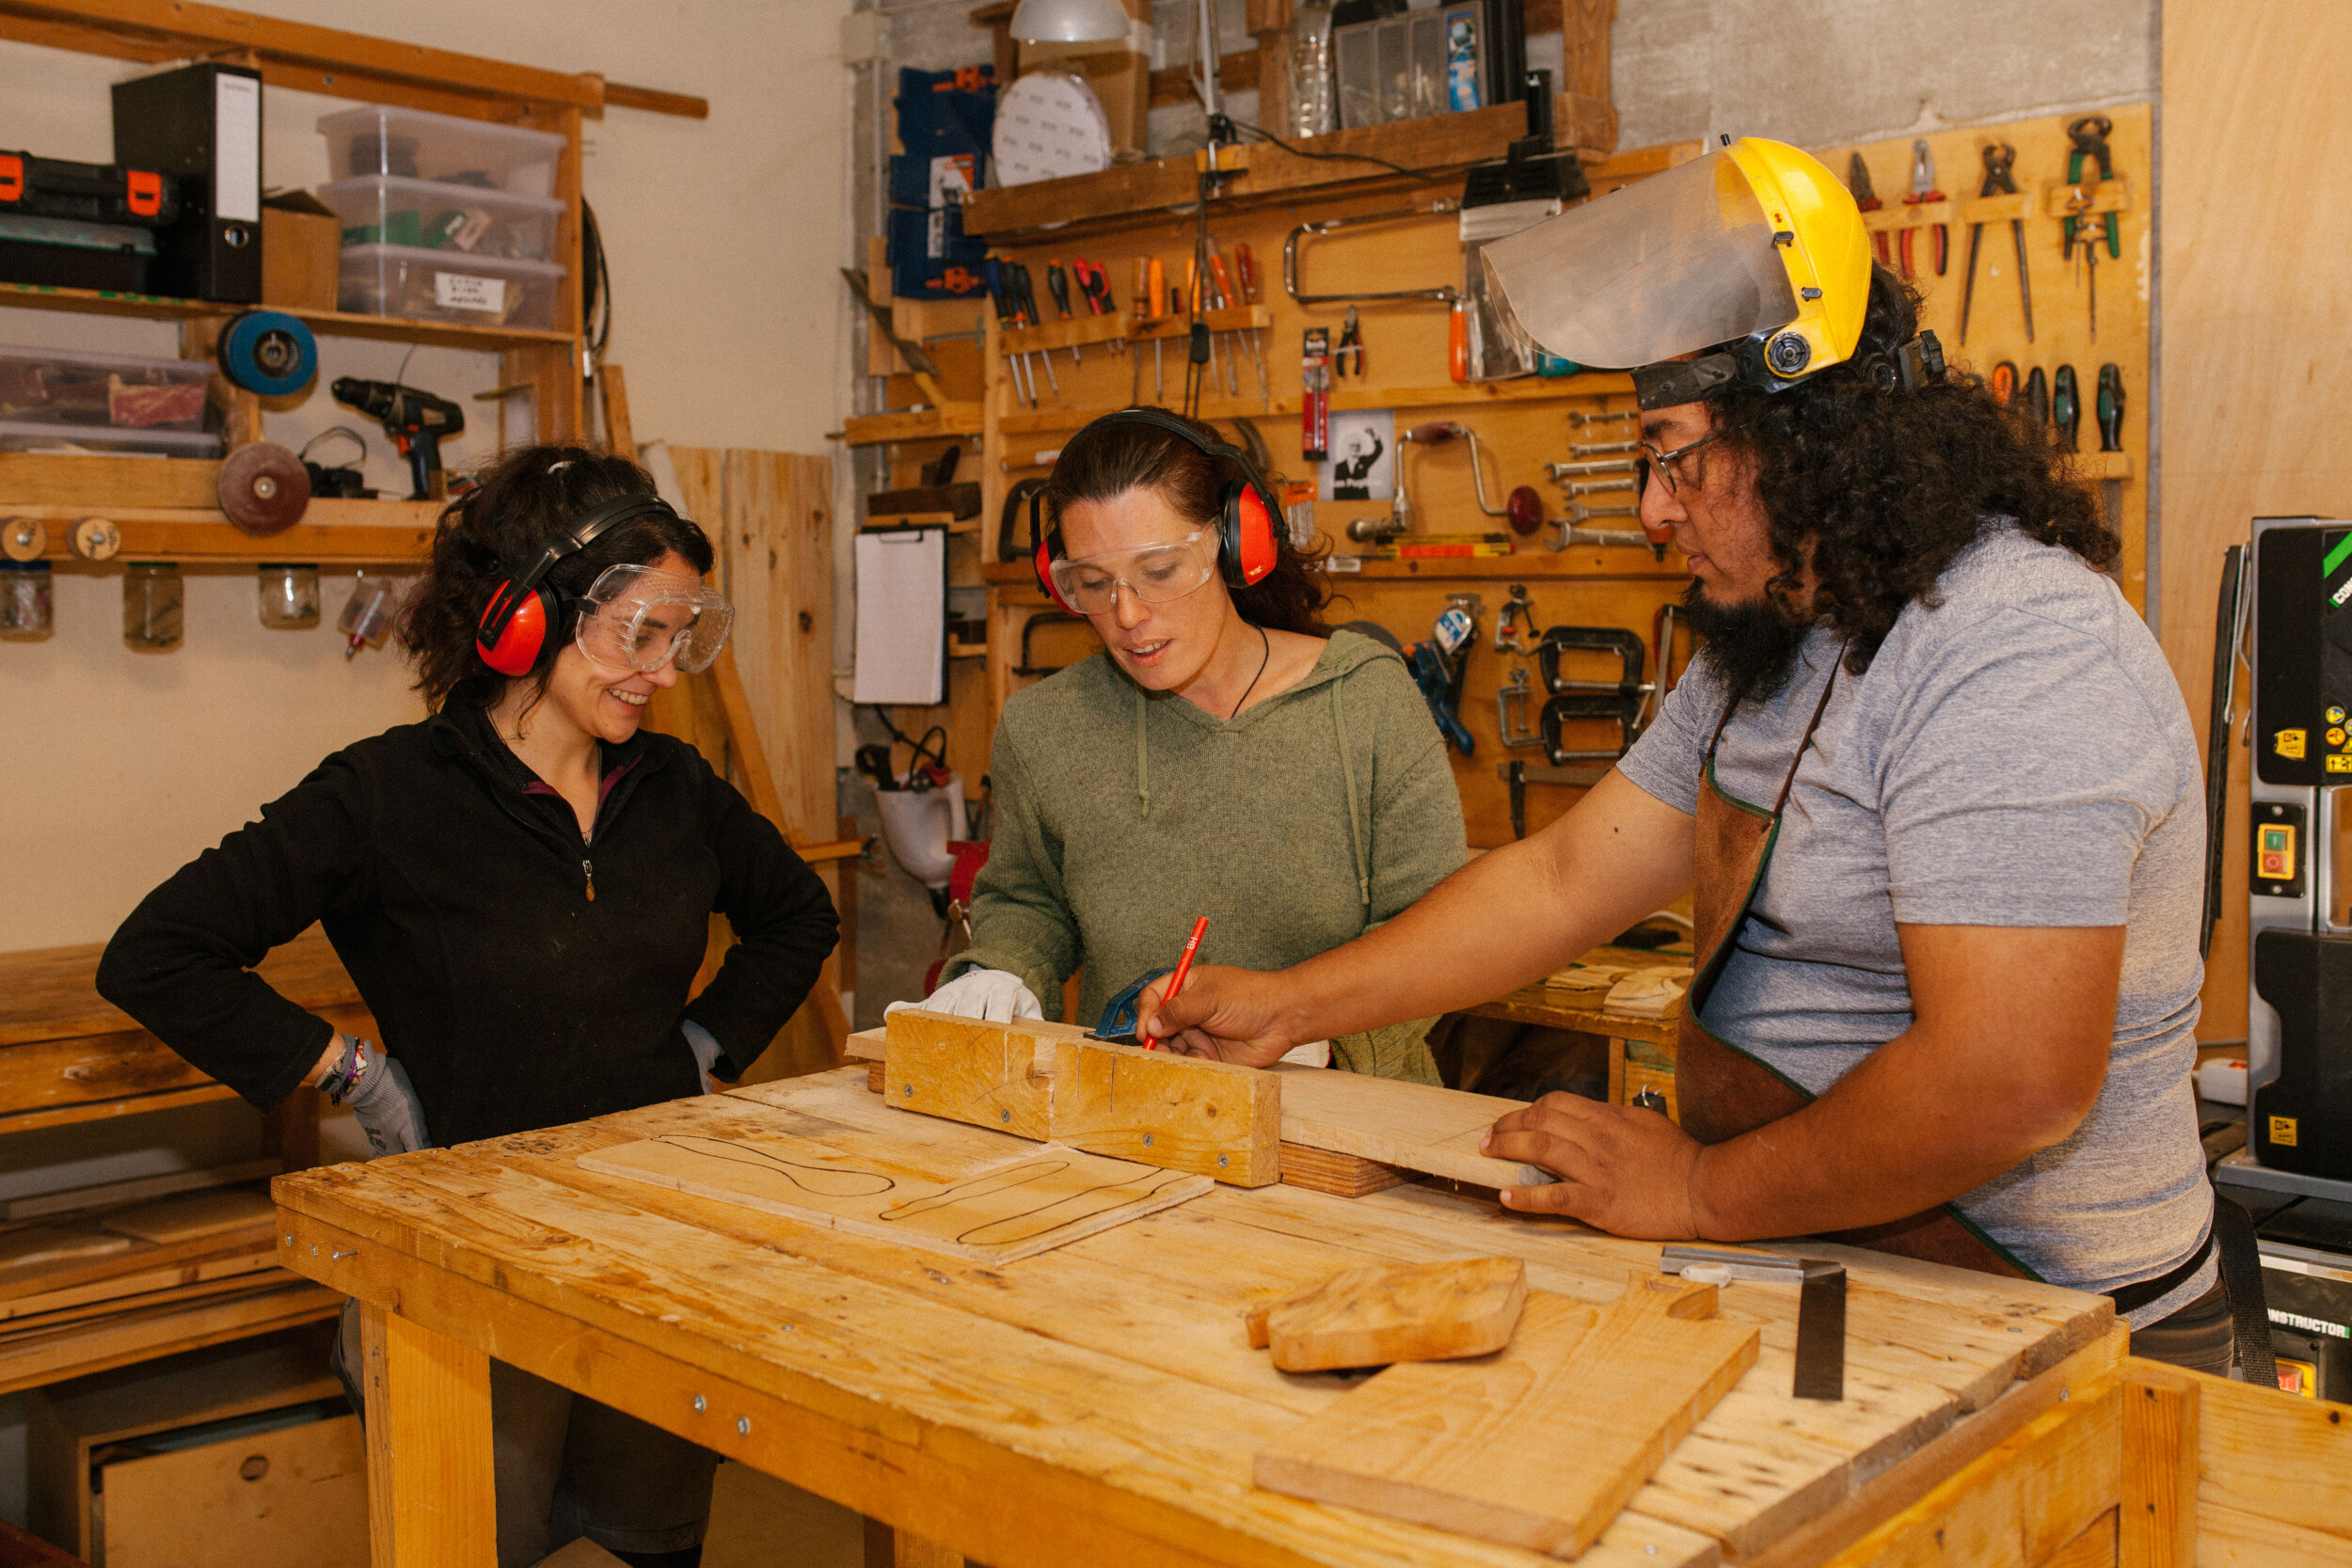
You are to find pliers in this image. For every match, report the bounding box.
[2065,116,2122,262]
[1849,152,1889,269]
[1902,139,1947,277]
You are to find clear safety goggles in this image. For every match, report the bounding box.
[1048,531,1218,615]
[572,563,733,674]
[1479,148,1800,371]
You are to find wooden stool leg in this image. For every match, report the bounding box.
[362,1302,497,1568]
[862,1516,961,1568]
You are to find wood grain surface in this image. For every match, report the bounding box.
[1272,1065,1552,1189]
[0,929,358,1048]
[272,1068,2121,1568]
[1256,1275,1757,1558]
[1247,1256,1527,1372]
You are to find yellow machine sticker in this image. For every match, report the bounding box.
[2270,1115,2300,1147]
[2258,823,2297,879]
[2276,729,2308,759]
[2329,755,2352,773]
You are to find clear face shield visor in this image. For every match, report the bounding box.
[572,563,734,674]
[1047,531,1220,615]
[1477,148,1804,376]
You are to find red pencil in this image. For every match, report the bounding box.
[1145,915,1210,1047]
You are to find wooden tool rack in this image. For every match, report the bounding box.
[0,0,724,1399]
[275,1060,2349,1568]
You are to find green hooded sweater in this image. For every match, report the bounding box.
[944,628,1467,1083]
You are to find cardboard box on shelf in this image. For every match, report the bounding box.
[261,191,339,310]
[1019,0,1150,155]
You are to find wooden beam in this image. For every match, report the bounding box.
[597,364,636,458]
[0,0,598,107]
[360,1303,497,1568]
[2120,1364,2198,1568]
[600,78,710,119]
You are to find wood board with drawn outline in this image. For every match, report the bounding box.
[579,1131,1211,1264]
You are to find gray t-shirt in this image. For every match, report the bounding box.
[1618,526,2212,1313]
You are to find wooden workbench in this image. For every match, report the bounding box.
[269,1065,2204,1568]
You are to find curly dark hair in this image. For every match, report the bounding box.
[1704,263,2118,673]
[403,444,715,713]
[1039,408,1327,636]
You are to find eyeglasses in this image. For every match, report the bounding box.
[571,563,734,674]
[1048,531,1219,615]
[1635,424,1741,497]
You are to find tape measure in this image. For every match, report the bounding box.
[217,310,318,398]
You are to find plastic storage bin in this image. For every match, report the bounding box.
[0,345,215,430]
[337,244,563,329]
[317,105,565,198]
[0,419,221,457]
[314,175,564,262]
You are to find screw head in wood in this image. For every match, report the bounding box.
[1142,1133,1153,1147]
[1217,1154,1228,1166]
[902,1084,914,1097]
[737,1417,750,1435]
[999,1109,1010,1122]
[694,1395,707,1413]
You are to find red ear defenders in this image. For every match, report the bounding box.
[1029,408,1283,617]
[475,493,682,676]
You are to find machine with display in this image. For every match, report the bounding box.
[2215,515,2352,1400]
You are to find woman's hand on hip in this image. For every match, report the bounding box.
[1481,1091,1704,1241]
[1136,965,1300,1068]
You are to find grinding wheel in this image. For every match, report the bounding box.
[217,310,318,397]
[219,442,311,535]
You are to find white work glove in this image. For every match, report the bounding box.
[320,1034,431,1157]
[887,967,1043,1024]
[682,1020,735,1096]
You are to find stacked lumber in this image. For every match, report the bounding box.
[0,1180,316,1388]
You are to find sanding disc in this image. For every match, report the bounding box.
[218,310,318,398]
[992,73,1113,187]
[218,442,311,536]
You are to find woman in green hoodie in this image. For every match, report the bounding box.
[901,409,1467,1082]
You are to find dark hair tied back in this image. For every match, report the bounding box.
[403,443,716,712]
[1040,408,1329,637]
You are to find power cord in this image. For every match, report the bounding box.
[1222,117,1437,182]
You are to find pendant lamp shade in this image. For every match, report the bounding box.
[1008,0,1129,42]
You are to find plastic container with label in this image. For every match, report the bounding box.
[317,105,565,198]
[0,345,215,430]
[337,244,564,330]
[0,420,222,458]
[313,176,564,262]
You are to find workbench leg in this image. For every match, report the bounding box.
[264,1084,324,1173]
[2120,1365,2200,1568]
[862,1515,963,1568]
[362,1302,498,1568]
[1607,1037,1626,1106]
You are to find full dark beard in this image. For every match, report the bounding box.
[1682,579,1813,708]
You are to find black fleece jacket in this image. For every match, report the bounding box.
[96,706,839,1148]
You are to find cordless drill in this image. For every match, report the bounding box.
[331,377,464,500]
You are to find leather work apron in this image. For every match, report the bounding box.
[1673,663,2032,1279]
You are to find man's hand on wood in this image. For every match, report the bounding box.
[1482,1092,1705,1241]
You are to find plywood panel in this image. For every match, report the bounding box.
[2156,5,2352,1039]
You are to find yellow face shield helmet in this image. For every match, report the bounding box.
[1480,137,1902,409]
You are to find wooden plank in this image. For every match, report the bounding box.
[580,1131,1210,1265]
[598,363,635,456]
[100,1188,275,1245]
[1244,1256,1525,1371]
[1817,1376,2121,1568]
[1271,1063,1550,1189]
[2189,1365,2352,1545]
[2046,1508,2118,1568]
[1470,981,1681,1047]
[1256,1275,1757,1558]
[882,1009,1282,1185]
[0,1266,301,1341]
[0,1229,128,1271]
[0,1225,274,1306]
[361,1303,497,1568]
[838,406,987,447]
[0,1239,279,1323]
[0,930,358,1049]
[0,1281,341,1399]
[2119,1364,2196,1568]
[600,78,710,119]
[1275,1143,1410,1197]
[2196,1500,2352,1566]
[101,1409,368,1567]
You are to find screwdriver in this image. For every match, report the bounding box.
[2095,363,2126,537]
[2021,366,2050,442]
[983,257,1035,407]
[1234,242,1270,410]
[1009,261,1057,396]
[1208,249,1241,396]
[1147,257,1168,402]
[1990,360,2016,408]
[1044,260,1081,367]
[2053,365,2080,453]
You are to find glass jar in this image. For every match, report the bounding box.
[0,562,53,641]
[122,562,183,651]
[258,562,321,629]
[1290,0,1337,137]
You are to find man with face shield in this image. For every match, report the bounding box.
[1141,140,2256,1376]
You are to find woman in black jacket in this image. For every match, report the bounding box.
[98,445,839,1568]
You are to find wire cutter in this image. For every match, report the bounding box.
[1961,142,2033,344]
[1849,152,1889,268]
[1901,139,1947,278]
[2064,116,2122,261]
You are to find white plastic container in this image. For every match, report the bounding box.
[0,419,221,457]
[317,104,565,198]
[338,244,564,329]
[0,345,215,430]
[314,175,564,262]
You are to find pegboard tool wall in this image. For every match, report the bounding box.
[968,173,1695,849]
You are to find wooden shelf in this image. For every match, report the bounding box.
[29,515,435,564]
[0,283,578,351]
[839,404,986,447]
[1327,546,1681,579]
[992,372,1635,437]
